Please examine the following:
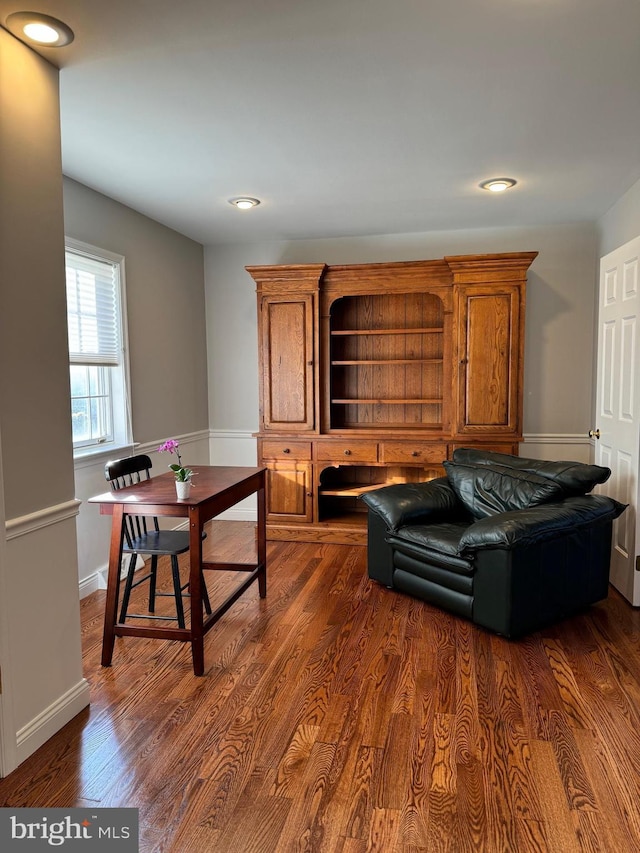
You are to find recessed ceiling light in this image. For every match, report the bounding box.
[228,197,261,210]
[5,11,75,46]
[479,178,517,193]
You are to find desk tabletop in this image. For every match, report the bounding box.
[89,465,265,508]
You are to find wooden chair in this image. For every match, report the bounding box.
[104,454,211,628]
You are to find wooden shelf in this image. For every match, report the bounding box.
[331,328,443,336]
[331,398,443,405]
[331,358,444,366]
[320,483,388,498]
[337,423,444,430]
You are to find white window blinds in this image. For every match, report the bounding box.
[65,249,120,366]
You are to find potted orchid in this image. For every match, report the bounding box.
[158,439,194,499]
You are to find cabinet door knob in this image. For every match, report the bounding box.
[282,447,291,453]
[411,451,419,457]
[344,449,351,455]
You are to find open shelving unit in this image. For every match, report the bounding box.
[248,253,537,543]
[328,293,446,431]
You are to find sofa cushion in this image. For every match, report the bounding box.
[442,461,565,519]
[361,477,466,532]
[387,521,473,574]
[457,494,627,553]
[452,448,610,496]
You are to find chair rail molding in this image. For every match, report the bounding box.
[5,499,82,541]
[135,429,211,460]
[522,433,590,445]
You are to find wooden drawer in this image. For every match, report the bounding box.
[315,440,379,463]
[261,440,312,461]
[382,441,448,464]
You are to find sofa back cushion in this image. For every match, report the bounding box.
[443,461,565,519]
[451,448,610,497]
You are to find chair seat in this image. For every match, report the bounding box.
[124,529,205,557]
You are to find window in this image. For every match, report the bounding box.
[65,239,131,454]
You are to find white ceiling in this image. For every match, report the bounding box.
[3,0,640,245]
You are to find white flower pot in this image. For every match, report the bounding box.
[175,480,192,500]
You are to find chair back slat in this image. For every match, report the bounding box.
[104,454,156,541]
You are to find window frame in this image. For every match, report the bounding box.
[65,237,132,459]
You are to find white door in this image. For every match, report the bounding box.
[594,236,640,605]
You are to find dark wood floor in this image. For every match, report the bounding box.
[1,521,640,852]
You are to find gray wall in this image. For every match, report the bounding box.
[63,179,209,443]
[205,222,598,439]
[0,28,88,772]
[0,34,75,519]
[63,179,211,592]
[598,175,640,258]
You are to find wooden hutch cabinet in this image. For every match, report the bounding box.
[247,252,537,543]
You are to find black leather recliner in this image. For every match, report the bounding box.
[361,448,626,638]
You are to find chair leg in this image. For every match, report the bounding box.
[171,556,186,629]
[148,555,158,613]
[200,569,212,615]
[119,554,138,623]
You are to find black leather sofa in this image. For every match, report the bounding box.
[361,448,626,637]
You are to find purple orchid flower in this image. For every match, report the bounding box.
[157,439,194,482]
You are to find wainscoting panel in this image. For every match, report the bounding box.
[520,433,592,463]
[4,508,89,773]
[209,430,258,521]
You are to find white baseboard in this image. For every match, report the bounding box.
[80,554,147,600]
[15,679,90,767]
[79,572,102,599]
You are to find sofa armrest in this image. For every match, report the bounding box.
[360,477,465,532]
[458,495,626,555]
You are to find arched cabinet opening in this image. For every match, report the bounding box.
[328,291,448,432]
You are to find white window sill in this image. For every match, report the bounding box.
[73,442,139,470]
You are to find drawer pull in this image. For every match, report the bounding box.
[282,448,290,454]
[411,450,419,457]
[344,449,351,456]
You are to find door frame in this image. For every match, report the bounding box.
[595,236,640,605]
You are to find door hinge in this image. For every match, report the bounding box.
[636,555,640,573]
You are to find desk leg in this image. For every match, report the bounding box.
[257,478,267,598]
[189,507,205,676]
[102,504,125,666]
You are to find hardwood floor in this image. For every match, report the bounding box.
[1,521,640,852]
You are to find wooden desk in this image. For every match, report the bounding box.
[89,465,266,675]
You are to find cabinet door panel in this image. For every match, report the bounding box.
[457,286,521,435]
[261,296,314,431]
[266,462,312,522]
